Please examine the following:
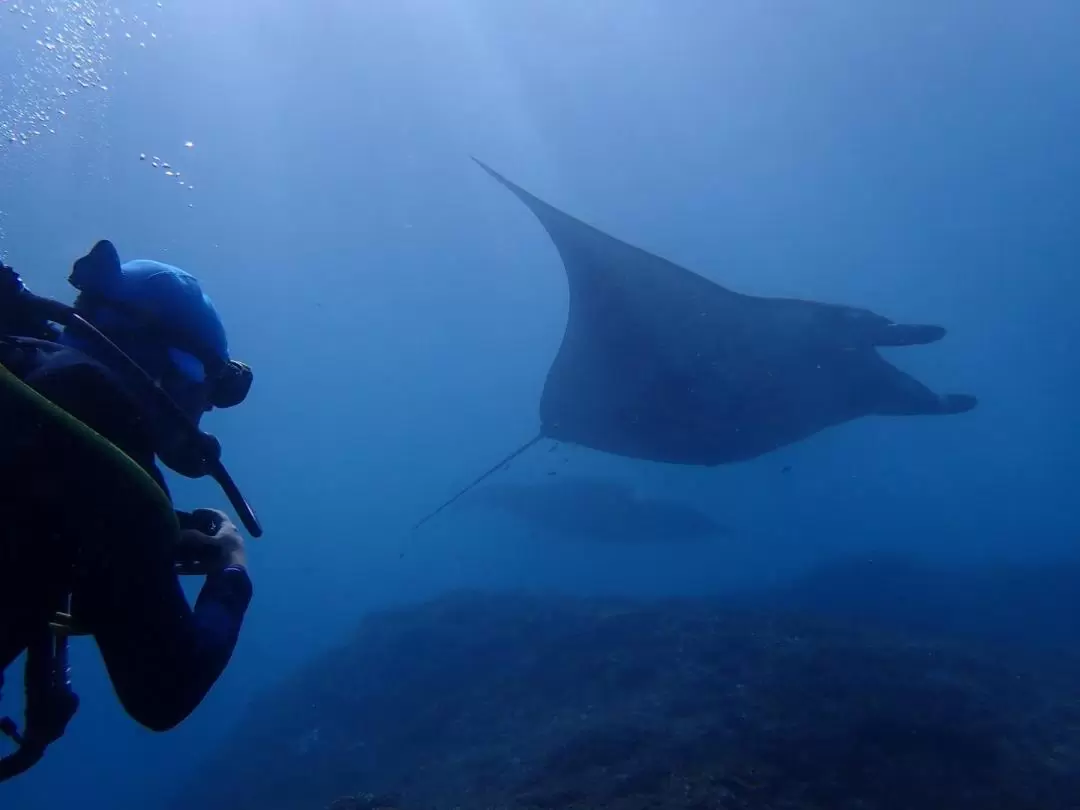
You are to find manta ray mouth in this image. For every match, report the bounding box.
[876,323,947,346]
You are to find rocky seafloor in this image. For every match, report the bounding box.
[171,556,1080,810]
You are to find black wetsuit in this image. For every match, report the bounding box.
[0,339,252,731]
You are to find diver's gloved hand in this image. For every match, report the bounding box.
[174,508,247,573]
[0,261,25,301]
[0,261,62,342]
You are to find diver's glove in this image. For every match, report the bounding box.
[0,261,24,303]
[174,508,248,575]
[0,261,61,341]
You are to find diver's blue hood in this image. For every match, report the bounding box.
[66,240,229,365]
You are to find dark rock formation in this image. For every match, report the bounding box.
[758,553,1080,667]
[171,559,1080,810]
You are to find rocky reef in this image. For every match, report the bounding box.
[171,557,1080,810]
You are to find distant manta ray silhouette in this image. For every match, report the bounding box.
[414,159,977,529]
[469,476,727,543]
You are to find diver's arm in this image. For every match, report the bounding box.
[88,501,252,730]
[81,501,253,730]
[87,549,253,731]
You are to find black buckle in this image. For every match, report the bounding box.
[48,611,89,638]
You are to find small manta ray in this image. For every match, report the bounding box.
[467,477,726,544]
[414,160,977,528]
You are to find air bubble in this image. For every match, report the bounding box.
[2,1,122,150]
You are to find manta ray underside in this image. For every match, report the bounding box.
[413,160,977,528]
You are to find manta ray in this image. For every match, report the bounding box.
[468,477,726,543]
[414,160,976,528]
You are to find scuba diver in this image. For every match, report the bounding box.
[0,239,263,781]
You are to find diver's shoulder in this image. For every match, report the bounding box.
[8,338,157,460]
[6,337,124,392]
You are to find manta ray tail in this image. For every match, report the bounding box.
[412,435,544,530]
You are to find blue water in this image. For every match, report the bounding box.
[2,1,1079,807]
